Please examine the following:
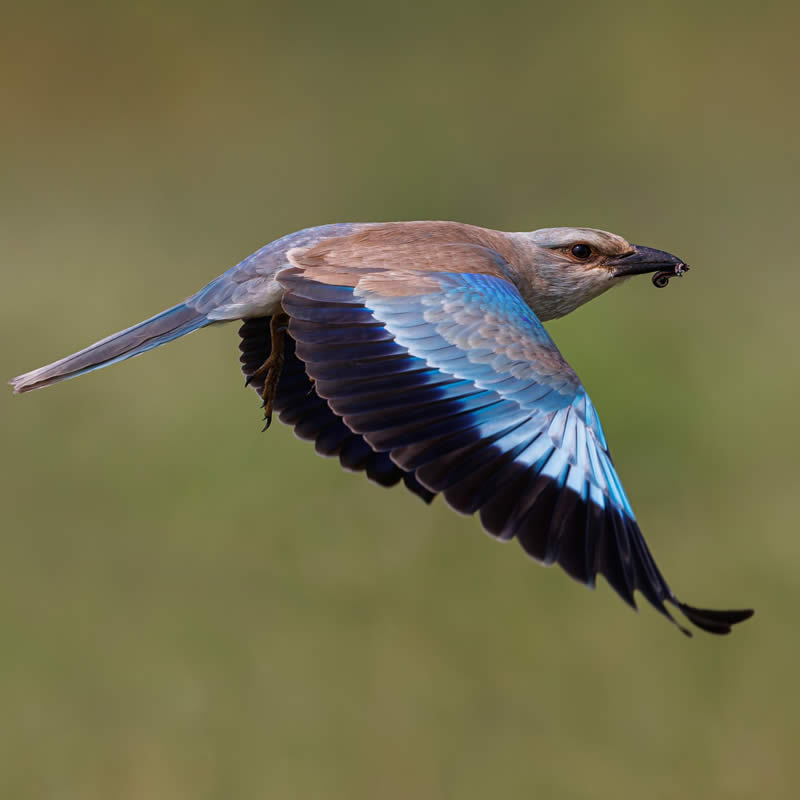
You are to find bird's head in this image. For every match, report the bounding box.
[517,227,688,321]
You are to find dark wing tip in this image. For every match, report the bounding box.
[403,472,437,504]
[676,603,755,635]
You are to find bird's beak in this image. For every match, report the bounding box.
[609,245,689,278]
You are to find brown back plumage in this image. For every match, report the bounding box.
[287,221,522,294]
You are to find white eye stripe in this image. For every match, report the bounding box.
[531,227,632,254]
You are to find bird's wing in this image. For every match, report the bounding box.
[238,317,435,503]
[278,259,752,635]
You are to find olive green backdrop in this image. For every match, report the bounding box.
[1,1,797,798]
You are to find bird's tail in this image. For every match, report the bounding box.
[10,303,211,393]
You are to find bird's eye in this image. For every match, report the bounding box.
[570,243,592,260]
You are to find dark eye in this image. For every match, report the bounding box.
[570,243,592,260]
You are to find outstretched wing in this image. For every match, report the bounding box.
[278,265,752,635]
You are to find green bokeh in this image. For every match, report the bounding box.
[2,2,797,798]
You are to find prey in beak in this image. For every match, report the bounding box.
[609,245,689,288]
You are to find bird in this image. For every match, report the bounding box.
[10,221,753,636]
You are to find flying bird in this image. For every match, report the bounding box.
[10,221,753,636]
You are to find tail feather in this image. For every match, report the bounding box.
[10,303,210,393]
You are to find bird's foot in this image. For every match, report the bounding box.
[249,313,288,430]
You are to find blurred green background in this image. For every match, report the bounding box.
[1,1,797,797]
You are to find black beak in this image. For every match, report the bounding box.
[609,245,689,278]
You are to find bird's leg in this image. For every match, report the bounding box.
[248,312,289,430]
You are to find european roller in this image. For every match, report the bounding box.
[10,221,753,636]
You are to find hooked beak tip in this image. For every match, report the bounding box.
[611,244,688,278]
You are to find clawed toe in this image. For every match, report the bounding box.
[252,313,289,430]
